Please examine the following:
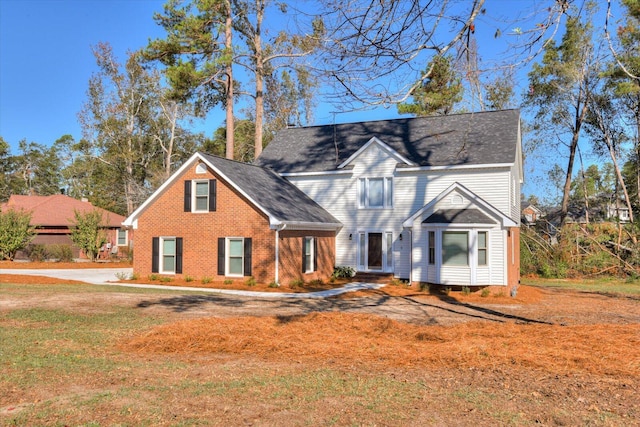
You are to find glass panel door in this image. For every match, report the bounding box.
[368,233,382,270]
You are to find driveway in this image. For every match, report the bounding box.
[0,268,385,298]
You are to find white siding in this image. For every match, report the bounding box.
[286,143,514,281]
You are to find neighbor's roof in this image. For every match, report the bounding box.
[1,194,125,228]
[199,153,340,227]
[256,109,521,173]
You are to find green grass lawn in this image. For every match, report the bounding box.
[521,276,640,296]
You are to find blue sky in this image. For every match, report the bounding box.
[0,0,400,154]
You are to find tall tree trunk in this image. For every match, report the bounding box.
[225,0,235,160]
[253,0,265,160]
[560,99,589,225]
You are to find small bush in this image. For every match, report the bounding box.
[461,286,471,296]
[480,288,491,297]
[148,274,159,281]
[159,276,173,283]
[130,272,139,280]
[185,275,194,282]
[115,271,129,280]
[289,278,304,288]
[49,244,74,262]
[268,281,279,288]
[223,279,233,285]
[26,244,49,262]
[419,282,430,292]
[332,266,356,279]
[245,277,256,286]
[201,276,212,284]
[443,287,451,296]
[308,279,324,286]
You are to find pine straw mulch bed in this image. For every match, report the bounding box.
[120,311,640,377]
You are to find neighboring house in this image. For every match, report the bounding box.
[605,201,631,223]
[126,109,522,288]
[123,154,341,285]
[521,202,544,225]
[1,194,130,259]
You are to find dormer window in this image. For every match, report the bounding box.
[359,177,393,209]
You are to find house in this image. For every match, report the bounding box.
[125,109,522,288]
[605,200,631,223]
[521,202,544,225]
[1,194,130,259]
[122,154,341,284]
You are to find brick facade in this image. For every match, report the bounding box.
[133,161,336,284]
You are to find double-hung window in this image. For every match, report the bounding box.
[184,179,216,212]
[359,177,393,208]
[477,231,488,266]
[303,237,315,273]
[218,237,252,277]
[117,228,127,246]
[194,180,209,212]
[152,237,183,274]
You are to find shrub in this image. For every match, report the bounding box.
[48,244,73,262]
[25,244,49,262]
[268,281,279,288]
[185,275,194,282]
[0,208,35,260]
[289,278,304,288]
[223,279,233,285]
[480,288,491,297]
[202,276,212,284]
[332,266,356,279]
[461,286,471,296]
[148,274,159,281]
[159,276,172,283]
[115,271,129,280]
[245,277,256,286]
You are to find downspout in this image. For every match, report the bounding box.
[275,224,287,285]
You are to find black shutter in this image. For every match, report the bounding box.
[209,179,216,212]
[184,180,191,212]
[314,237,318,272]
[152,237,159,273]
[244,238,252,276]
[176,237,183,274]
[218,238,225,275]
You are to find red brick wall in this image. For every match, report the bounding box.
[133,161,277,283]
[278,230,336,286]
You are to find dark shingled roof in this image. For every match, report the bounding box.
[200,153,340,226]
[255,109,520,173]
[422,209,495,224]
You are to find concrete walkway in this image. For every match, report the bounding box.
[0,268,385,299]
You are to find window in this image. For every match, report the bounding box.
[303,237,315,273]
[477,231,487,266]
[359,177,393,208]
[428,231,435,265]
[442,231,468,266]
[184,179,216,212]
[194,180,209,212]
[218,237,252,277]
[117,228,127,246]
[152,237,183,274]
[228,238,244,276]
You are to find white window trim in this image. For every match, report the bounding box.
[358,177,393,209]
[160,236,176,274]
[192,179,209,213]
[304,236,315,273]
[477,231,488,266]
[117,228,128,246]
[226,237,244,277]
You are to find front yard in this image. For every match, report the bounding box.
[0,270,639,425]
